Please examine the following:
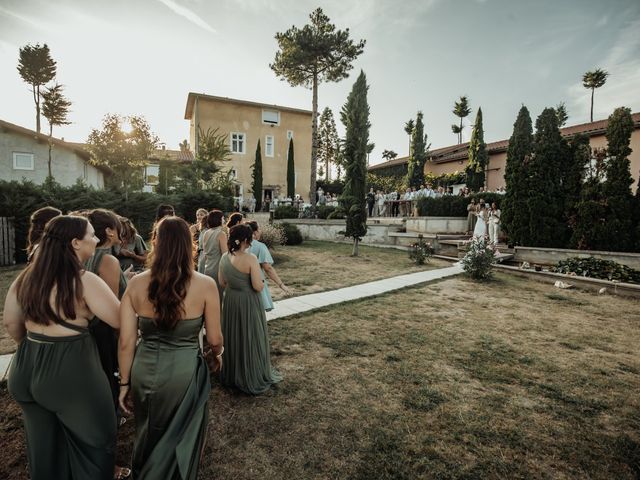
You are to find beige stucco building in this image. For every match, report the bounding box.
[370,113,640,192]
[184,93,313,203]
[0,119,107,188]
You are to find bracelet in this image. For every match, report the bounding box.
[215,346,224,358]
[119,381,130,387]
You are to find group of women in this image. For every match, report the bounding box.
[3,204,287,479]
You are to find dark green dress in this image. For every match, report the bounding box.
[220,253,282,394]
[131,316,210,479]
[8,321,117,480]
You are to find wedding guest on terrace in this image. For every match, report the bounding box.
[366,187,376,217]
[248,220,291,311]
[118,216,223,479]
[488,202,501,245]
[26,206,62,263]
[114,216,148,272]
[5,215,120,480]
[218,224,282,394]
[466,199,477,235]
[200,209,228,302]
[375,190,386,217]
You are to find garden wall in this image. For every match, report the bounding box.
[406,217,467,234]
[514,246,640,270]
[275,219,391,245]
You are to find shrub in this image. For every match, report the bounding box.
[281,222,303,245]
[551,257,640,284]
[416,192,503,216]
[274,205,299,219]
[461,236,496,280]
[316,205,336,219]
[408,234,434,265]
[327,206,346,219]
[259,223,286,249]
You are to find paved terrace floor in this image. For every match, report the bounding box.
[0,263,463,380]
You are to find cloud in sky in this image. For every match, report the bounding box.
[154,0,216,34]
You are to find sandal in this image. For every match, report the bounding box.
[114,466,131,479]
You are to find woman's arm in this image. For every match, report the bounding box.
[3,280,26,343]
[249,255,264,292]
[218,232,228,255]
[82,271,120,328]
[217,257,228,288]
[262,263,291,295]
[203,276,223,372]
[117,287,138,415]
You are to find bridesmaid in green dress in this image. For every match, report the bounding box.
[4,215,121,480]
[218,224,282,394]
[118,216,223,480]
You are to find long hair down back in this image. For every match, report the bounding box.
[147,216,194,329]
[27,206,62,258]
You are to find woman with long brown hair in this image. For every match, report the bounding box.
[4,215,120,480]
[118,216,223,479]
[26,206,62,262]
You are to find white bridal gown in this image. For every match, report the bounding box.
[473,211,487,238]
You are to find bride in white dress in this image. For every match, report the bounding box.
[473,205,488,238]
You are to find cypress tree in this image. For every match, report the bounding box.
[501,106,533,246]
[465,108,488,192]
[603,107,635,251]
[527,108,569,247]
[407,111,427,187]
[252,139,263,211]
[564,134,591,243]
[340,70,370,256]
[287,138,295,199]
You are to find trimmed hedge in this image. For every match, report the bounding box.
[416,193,504,216]
[0,180,233,263]
[274,205,299,219]
[281,222,303,245]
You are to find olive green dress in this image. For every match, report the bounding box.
[220,253,282,394]
[131,316,210,480]
[8,321,117,480]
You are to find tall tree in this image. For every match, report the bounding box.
[602,107,635,251]
[87,114,159,200]
[465,108,488,192]
[17,43,57,134]
[452,95,471,144]
[404,119,414,156]
[527,108,569,247]
[287,138,295,198]
[340,71,370,256]
[582,68,609,122]
[407,111,427,187]
[318,107,339,181]
[555,102,569,127]
[501,106,534,246]
[382,149,398,160]
[252,139,263,212]
[41,83,71,179]
[179,127,230,190]
[271,7,365,205]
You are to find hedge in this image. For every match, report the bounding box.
[0,180,233,263]
[274,205,299,219]
[416,193,504,217]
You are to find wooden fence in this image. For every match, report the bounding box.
[0,217,16,266]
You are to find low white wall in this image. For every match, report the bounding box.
[514,246,640,270]
[406,217,467,234]
[276,219,390,244]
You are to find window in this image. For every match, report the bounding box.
[262,110,280,126]
[265,135,274,157]
[13,152,34,170]
[145,164,160,185]
[230,132,246,154]
[287,130,294,140]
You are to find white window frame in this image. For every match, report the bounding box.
[230,132,246,154]
[265,135,274,157]
[13,152,34,170]
[145,163,160,185]
[262,110,280,126]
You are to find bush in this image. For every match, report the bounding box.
[408,234,434,265]
[551,257,640,284]
[316,205,336,219]
[281,222,303,245]
[461,236,497,280]
[274,205,299,219]
[259,223,286,249]
[416,192,503,216]
[327,206,346,219]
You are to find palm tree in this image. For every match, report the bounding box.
[42,83,71,179]
[382,149,398,161]
[582,68,609,122]
[404,119,414,156]
[452,95,471,144]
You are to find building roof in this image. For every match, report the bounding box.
[184,92,313,120]
[368,112,640,171]
[149,148,195,163]
[0,119,112,175]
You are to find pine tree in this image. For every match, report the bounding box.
[452,95,471,144]
[252,139,263,211]
[41,83,71,179]
[465,108,488,192]
[501,106,533,246]
[340,71,370,256]
[17,43,57,134]
[318,107,338,180]
[407,111,427,187]
[555,102,569,127]
[527,108,569,247]
[564,134,590,239]
[287,138,295,198]
[603,107,635,251]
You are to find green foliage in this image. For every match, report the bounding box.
[551,257,640,284]
[17,43,57,134]
[259,223,286,249]
[407,111,428,187]
[274,205,299,219]
[340,71,370,251]
[41,83,72,178]
[582,68,609,122]
[0,180,233,263]
[281,222,303,245]
[252,139,263,211]
[327,206,347,219]
[366,172,404,194]
[316,178,344,196]
[408,234,434,265]
[316,205,337,219]
[501,106,533,246]
[318,107,339,180]
[465,108,488,192]
[555,102,569,127]
[416,193,503,217]
[287,138,295,199]
[452,95,471,144]
[178,127,231,191]
[461,236,496,280]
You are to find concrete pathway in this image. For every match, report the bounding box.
[0,263,463,381]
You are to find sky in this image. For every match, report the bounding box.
[1,0,639,166]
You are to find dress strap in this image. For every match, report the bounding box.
[56,318,90,333]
